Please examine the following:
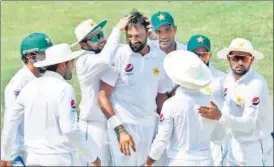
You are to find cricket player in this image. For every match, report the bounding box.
[1,43,100,166]
[71,17,129,166]
[144,50,226,166]
[144,11,187,165]
[149,11,186,54]
[2,32,53,166]
[186,34,227,166]
[149,11,186,97]
[98,9,172,166]
[199,38,270,166]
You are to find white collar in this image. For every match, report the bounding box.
[43,71,65,81]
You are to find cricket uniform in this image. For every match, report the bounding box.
[148,39,186,166]
[76,27,121,166]
[200,64,228,166]
[220,69,269,166]
[149,86,226,166]
[3,65,37,166]
[1,71,97,166]
[101,44,172,166]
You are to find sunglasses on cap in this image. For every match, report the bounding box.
[193,52,211,59]
[227,54,253,63]
[86,31,104,43]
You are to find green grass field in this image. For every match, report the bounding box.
[1,1,273,115]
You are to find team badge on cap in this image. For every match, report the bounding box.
[158,14,165,20]
[197,36,204,43]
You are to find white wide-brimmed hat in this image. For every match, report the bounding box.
[34,43,85,67]
[70,18,107,47]
[164,50,212,89]
[217,38,264,60]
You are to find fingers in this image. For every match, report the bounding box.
[210,101,217,107]
[129,137,136,152]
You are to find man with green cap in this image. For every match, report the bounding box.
[149,11,186,54]
[187,34,227,166]
[146,11,187,166]
[2,32,53,166]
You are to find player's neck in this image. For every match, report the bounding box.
[26,63,41,78]
[139,45,150,56]
[161,41,176,54]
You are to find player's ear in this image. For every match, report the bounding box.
[79,41,88,50]
[173,25,177,34]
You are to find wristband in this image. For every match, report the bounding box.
[108,115,123,129]
[115,128,125,136]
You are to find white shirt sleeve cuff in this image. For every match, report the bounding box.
[148,150,162,161]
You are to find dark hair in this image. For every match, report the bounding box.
[126,9,149,31]
[45,61,70,72]
[46,64,59,72]
[21,55,29,64]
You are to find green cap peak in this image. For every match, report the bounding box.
[187,34,211,52]
[151,11,175,30]
[20,32,53,56]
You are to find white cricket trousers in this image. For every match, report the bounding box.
[108,123,156,166]
[78,119,111,166]
[210,142,223,166]
[167,158,214,166]
[153,116,168,166]
[225,137,264,166]
[26,150,79,166]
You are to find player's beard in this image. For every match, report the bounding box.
[87,45,102,54]
[63,66,72,80]
[129,39,147,53]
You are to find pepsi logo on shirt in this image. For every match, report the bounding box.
[249,96,260,109]
[160,113,165,122]
[224,88,227,97]
[71,99,76,109]
[124,64,134,75]
[252,97,260,105]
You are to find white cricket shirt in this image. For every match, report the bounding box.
[76,27,121,121]
[149,87,226,161]
[219,69,270,143]
[1,71,96,162]
[4,65,36,156]
[101,45,173,126]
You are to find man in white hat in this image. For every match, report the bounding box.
[143,50,226,166]
[186,34,228,166]
[1,32,53,167]
[72,17,130,166]
[1,43,100,166]
[98,9,172,166]
[198,38,271,166]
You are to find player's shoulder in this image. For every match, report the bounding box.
[5,67,34,92]
[176,41,187,50]
[163,92,186,111]
[248,70,268,89]
[112,44,131,61]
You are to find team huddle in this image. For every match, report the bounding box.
[1,9,273,166]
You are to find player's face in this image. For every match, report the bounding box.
[227,51,254,76]
[193,47,211,64]
[155,24,176,50]
[126,24,148,53]
[86,30,106,53]
[63,59,74,80]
